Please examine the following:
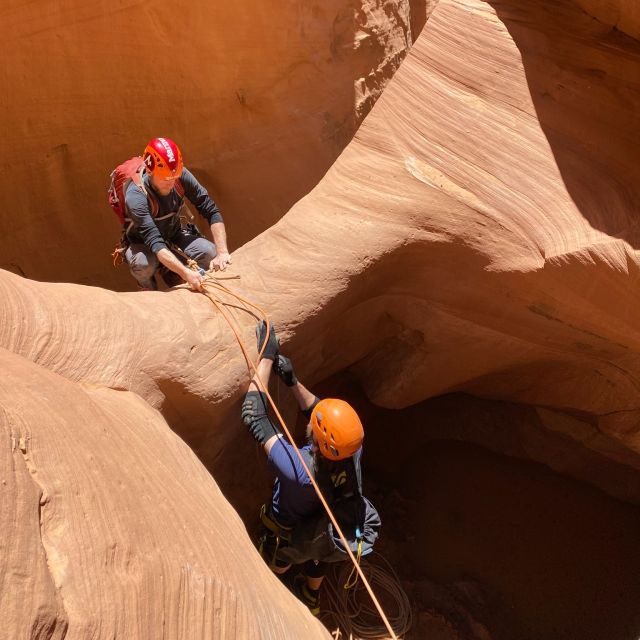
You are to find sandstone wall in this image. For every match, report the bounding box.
[574,0,640,39]
[2,0,639,463]
[0,0,417,290]
[0,346,328,639]
[2,0,640,634]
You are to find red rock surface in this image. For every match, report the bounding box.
[2,0,640,637]
[1,0,639,478]
[0,0,418,290]
[0,346,328,639]
[574,0,640,39]
[228,0,640,449]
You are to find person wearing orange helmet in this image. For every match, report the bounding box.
[242,322,376,616]
[123,137,232,290]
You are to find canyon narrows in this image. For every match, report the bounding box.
[1,0,640,638]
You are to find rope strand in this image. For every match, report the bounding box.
[183,267,400,640]
[323,552,412,638]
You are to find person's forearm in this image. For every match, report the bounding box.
[156,248,189,279]
[291,382,318,412]
[211,222,229,253]
[248,357,273,394]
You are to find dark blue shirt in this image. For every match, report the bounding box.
[267,438,362,528]
[124,167,223,254]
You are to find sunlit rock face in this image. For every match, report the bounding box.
[1,0,640,466]
[574,0,640,39]
[0,347,328,639]
[234,0,640,451]
[0,0,420,290]
[1,0,640,636]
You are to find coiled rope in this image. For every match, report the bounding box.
[323,552,412,639]
[180,262,400,640]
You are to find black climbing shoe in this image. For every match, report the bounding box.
[293,575,320,616]
[256,320,279,360]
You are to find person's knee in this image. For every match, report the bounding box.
[185,238,216,267]
[272,563,292,575]
[303,559,327,579]
[129,251,158,278]
[198,242,217,265]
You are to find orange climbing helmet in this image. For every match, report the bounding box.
[143,137,184,180]
[310,399,364,460]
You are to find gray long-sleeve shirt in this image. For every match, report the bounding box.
[124,167,223,254]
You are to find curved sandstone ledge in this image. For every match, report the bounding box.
[2,2,640,635]
[0,346,328,639]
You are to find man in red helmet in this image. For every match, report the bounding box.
[123,137,231,290]
[241,322,379,616]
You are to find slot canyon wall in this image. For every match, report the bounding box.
[2,0,640,638]
[574,0,640,39]
[0,0,424,289]
[0,346,328,640]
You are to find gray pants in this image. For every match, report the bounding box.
[125,230,217,289]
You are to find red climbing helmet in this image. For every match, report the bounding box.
[310,399,364,460]
[143,137,184,180]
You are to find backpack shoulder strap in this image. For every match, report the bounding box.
[133,168,159,218]
[351,455,363,495]
[330,456,362,499]
[175,177,185,199]
[300,448,315,480]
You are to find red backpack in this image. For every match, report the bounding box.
[107,156,185,225]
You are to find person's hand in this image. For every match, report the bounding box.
[273,355,298,387]
[210,252,232,272]
[184,269,204,291]
[256,320,279,360]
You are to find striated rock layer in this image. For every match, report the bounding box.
[2,0,640,635]
[249,0,640,445]
[0,0,419,289]
[0,346,328,639]
[1,0,640,470]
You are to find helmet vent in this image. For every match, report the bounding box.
[312,399,363,461]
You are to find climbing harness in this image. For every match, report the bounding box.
[259,504,292,539]
[184,262,400,640]
[258,504,294,571]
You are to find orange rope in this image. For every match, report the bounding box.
[168,242,271,361]
[189,269,399,639]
